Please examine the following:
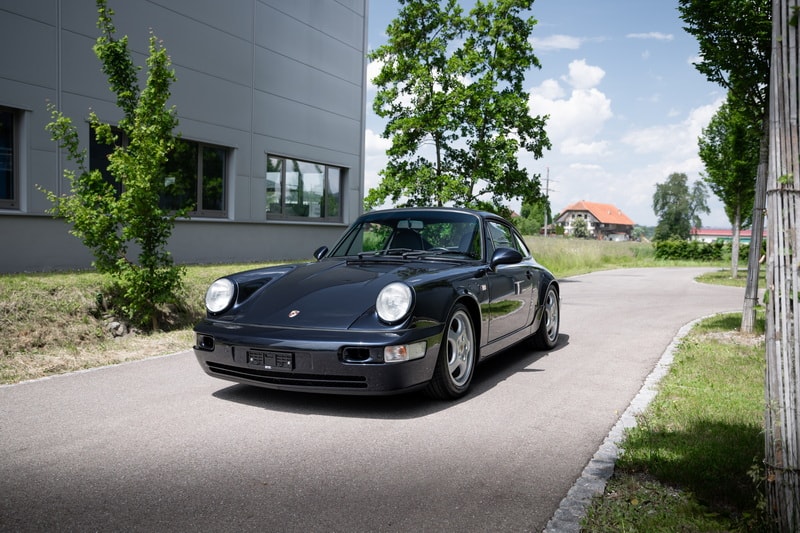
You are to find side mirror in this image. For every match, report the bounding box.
[490,247,523,270]
[313,246,329,261]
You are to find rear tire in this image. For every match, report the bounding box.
[532,285,560,350]
[426,304,476,400]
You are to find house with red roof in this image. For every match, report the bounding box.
[555,200,635,240]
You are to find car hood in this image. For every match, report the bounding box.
[224,258,459,329]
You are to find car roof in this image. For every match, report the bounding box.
[362,206,503,221]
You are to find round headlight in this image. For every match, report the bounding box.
[205,278,236,314]
[376,282,413,323]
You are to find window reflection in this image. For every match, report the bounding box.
[266,155,343,222]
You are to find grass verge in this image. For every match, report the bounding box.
[0,262,268,384]
[582,312,767,532]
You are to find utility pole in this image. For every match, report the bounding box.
[543,167,550,237]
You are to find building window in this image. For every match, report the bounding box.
[0,107,19,209]
[266,155,342,221]
[161,139,227,217]
[90,133,228,217]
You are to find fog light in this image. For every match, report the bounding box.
[384,341,426,363]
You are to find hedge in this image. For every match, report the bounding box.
[653,239,752,261]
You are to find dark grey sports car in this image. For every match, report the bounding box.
[193,207,560,399]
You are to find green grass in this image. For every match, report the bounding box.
[582,312,767,532]
[524,236,723,278]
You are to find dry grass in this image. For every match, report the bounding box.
[0,263,267,384]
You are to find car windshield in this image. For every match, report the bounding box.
[329,210,482,259]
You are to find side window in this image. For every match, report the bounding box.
[486,221,514,256]
[487,221,531,258]
[0,107,19,209]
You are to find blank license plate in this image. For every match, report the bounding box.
[247,349,294,370]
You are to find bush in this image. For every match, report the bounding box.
[653,239,750,261]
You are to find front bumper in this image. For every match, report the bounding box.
[193,320,443,395]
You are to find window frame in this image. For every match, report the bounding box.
[266,154,343,223]
[0,106,20,210]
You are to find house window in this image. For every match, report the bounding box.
[0,107,19,209]
[90,132,228,217]
[266,155,342,221]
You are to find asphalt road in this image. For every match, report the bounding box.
[0,267,747,532]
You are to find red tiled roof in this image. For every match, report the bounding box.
[559,200,635,226]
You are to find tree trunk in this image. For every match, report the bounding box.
[731,205,741,279]
[764,1,800,529]
[742,117,769,333]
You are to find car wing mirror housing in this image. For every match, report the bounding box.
[314,246,329,261]
[490,247,523,270]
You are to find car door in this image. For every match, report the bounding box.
[483,220,536,343]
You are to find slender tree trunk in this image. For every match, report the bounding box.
[764,1,800,529]
[742,118,769,333]
[731,205,741,279]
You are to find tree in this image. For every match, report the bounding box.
[679,0,771,332]
[571,217,589,239]
[763,1,800,528]
[43,0,184,330]
[652,173,709,241]
[366,0,550,211]
[514,196,551,235]
[698,94,760,278]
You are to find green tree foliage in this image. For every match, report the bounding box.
[652,173,709,241]
[699,95,759,228]
[366,0,550,211]
[42,0,184,330]
[571,217,589,239]
[698,94,759,277]
[678,0,771,116]
[514,196,551,235]
[679,0,771,331]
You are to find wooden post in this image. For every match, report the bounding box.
[764,0,800,529]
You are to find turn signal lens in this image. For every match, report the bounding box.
[384,341,427,363]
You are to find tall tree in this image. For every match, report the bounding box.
[763,0,800,528]
[366,0,550,211]
[652,172,709,241]
[43,0,184,330]
[698,94,760,278]
[679,0,771,332]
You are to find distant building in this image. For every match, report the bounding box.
[0,0,368,273]
[555,200,635,240]
[690,228,765,244]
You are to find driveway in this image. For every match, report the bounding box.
[0,267,747,532]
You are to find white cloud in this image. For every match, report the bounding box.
[531,34,583,51]
[627,32,674,41]
[364,128,390,192]
[562,59,605,90]
[529,60,612,151]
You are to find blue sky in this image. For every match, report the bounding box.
[365,0,730,228]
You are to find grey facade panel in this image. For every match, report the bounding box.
[0,0,367,273]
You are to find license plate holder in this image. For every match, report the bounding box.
[246,349,294,370]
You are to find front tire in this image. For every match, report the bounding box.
[532,285,560,350]
[426,304,476,400]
